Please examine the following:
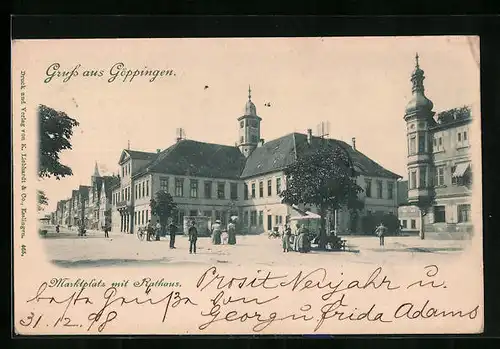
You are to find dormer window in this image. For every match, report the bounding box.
[240,121,244,128]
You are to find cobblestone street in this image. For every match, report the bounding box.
[41,226,470,269]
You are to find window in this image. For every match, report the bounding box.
[121,189,124,202]
[122,166,124,177]
[250,211,257,226]
[217,182,225,199]
[267,180,272,196]
[410,171,417,189]
[244,211,249,226]
[145,210,149,223]
[275,215,280,225]
[251,183,256,198]
[244,183,249,200]
[134,212,137,224]
[411,219,416,229]
[409,136,416,155]
[240,136,244,143]
[189,210,198,217]
[160,177,169,192]
[376,180,383,198]
[230,183,238,200]
[146,180,149,197]
[451,166,457,185]
[259,181,264,198]
[458,204,471,223]
[190,179,198,198]
[365,179,372,197]
[135,184,138,198]
[434,206,446,223]
[418,132,425,153]
[178,210,185,226]
[175,178,184,197]
[276,178,282,194]
[387,182,394,200]
[463,131,468,141]
[401,220,407,228]
[240,121,244,128]
[142,182,145,197]
[251,135,258,143]
[458,133,462,142]
[204,181,212,199]
[258,211,264,226]
[141,210,144,225]
[419,167,426,188]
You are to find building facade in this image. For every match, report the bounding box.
[400,54,473,238]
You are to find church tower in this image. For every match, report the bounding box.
[91,161,101,187]
[404,53,435,206]
[237,86,262,157]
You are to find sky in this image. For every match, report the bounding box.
[16,36,480,213]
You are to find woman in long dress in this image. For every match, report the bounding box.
[211,220,222,245]
[227,219,237,245]
[296,224,311,253]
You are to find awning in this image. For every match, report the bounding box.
[453,162,470,177]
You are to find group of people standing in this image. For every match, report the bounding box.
[144,220,178,249]
[281,223,311,253]
[210,219,237,245]
[136,218,239,255]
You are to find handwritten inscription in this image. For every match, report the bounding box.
[18,265,480,334]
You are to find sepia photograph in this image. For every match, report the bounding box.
[13,36,483,335]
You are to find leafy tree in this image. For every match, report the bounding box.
[280,143,364,249]
[38,104,80,179]
[150,190,177,234]
[37,190,48,212]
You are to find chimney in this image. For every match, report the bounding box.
[351,137,356,150]
[259,139,265,146]
[156,148,161,153]
[307,129,313,144]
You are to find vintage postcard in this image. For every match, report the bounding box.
[12,36,483,335]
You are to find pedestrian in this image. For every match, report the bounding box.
[375,222,387,246]
[227,219,237,245]
[211,219,222,245]
[104,224,110,238]
[56,224,60,234]
[155,221,162,241]
[188,220,198,254]
[146,220,153,241]
[168,220,177,248]
[282,224,292,252]
[296,224,311,253]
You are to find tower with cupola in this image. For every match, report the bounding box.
[237,86,262,157]
[404,53,436,205]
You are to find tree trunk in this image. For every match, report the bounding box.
[318,205,327,249]
[419,209,425,240]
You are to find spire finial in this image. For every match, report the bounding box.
[415,52,420,68]
[93,161,100,177]
[127,140,130,150]
[248,85,252,100]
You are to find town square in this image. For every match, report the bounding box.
[36,37,477,267]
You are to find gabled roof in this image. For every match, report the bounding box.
[118,149,158,164]
[135,139,246,180]
[241,132,401,179]
[241,133,298,178]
